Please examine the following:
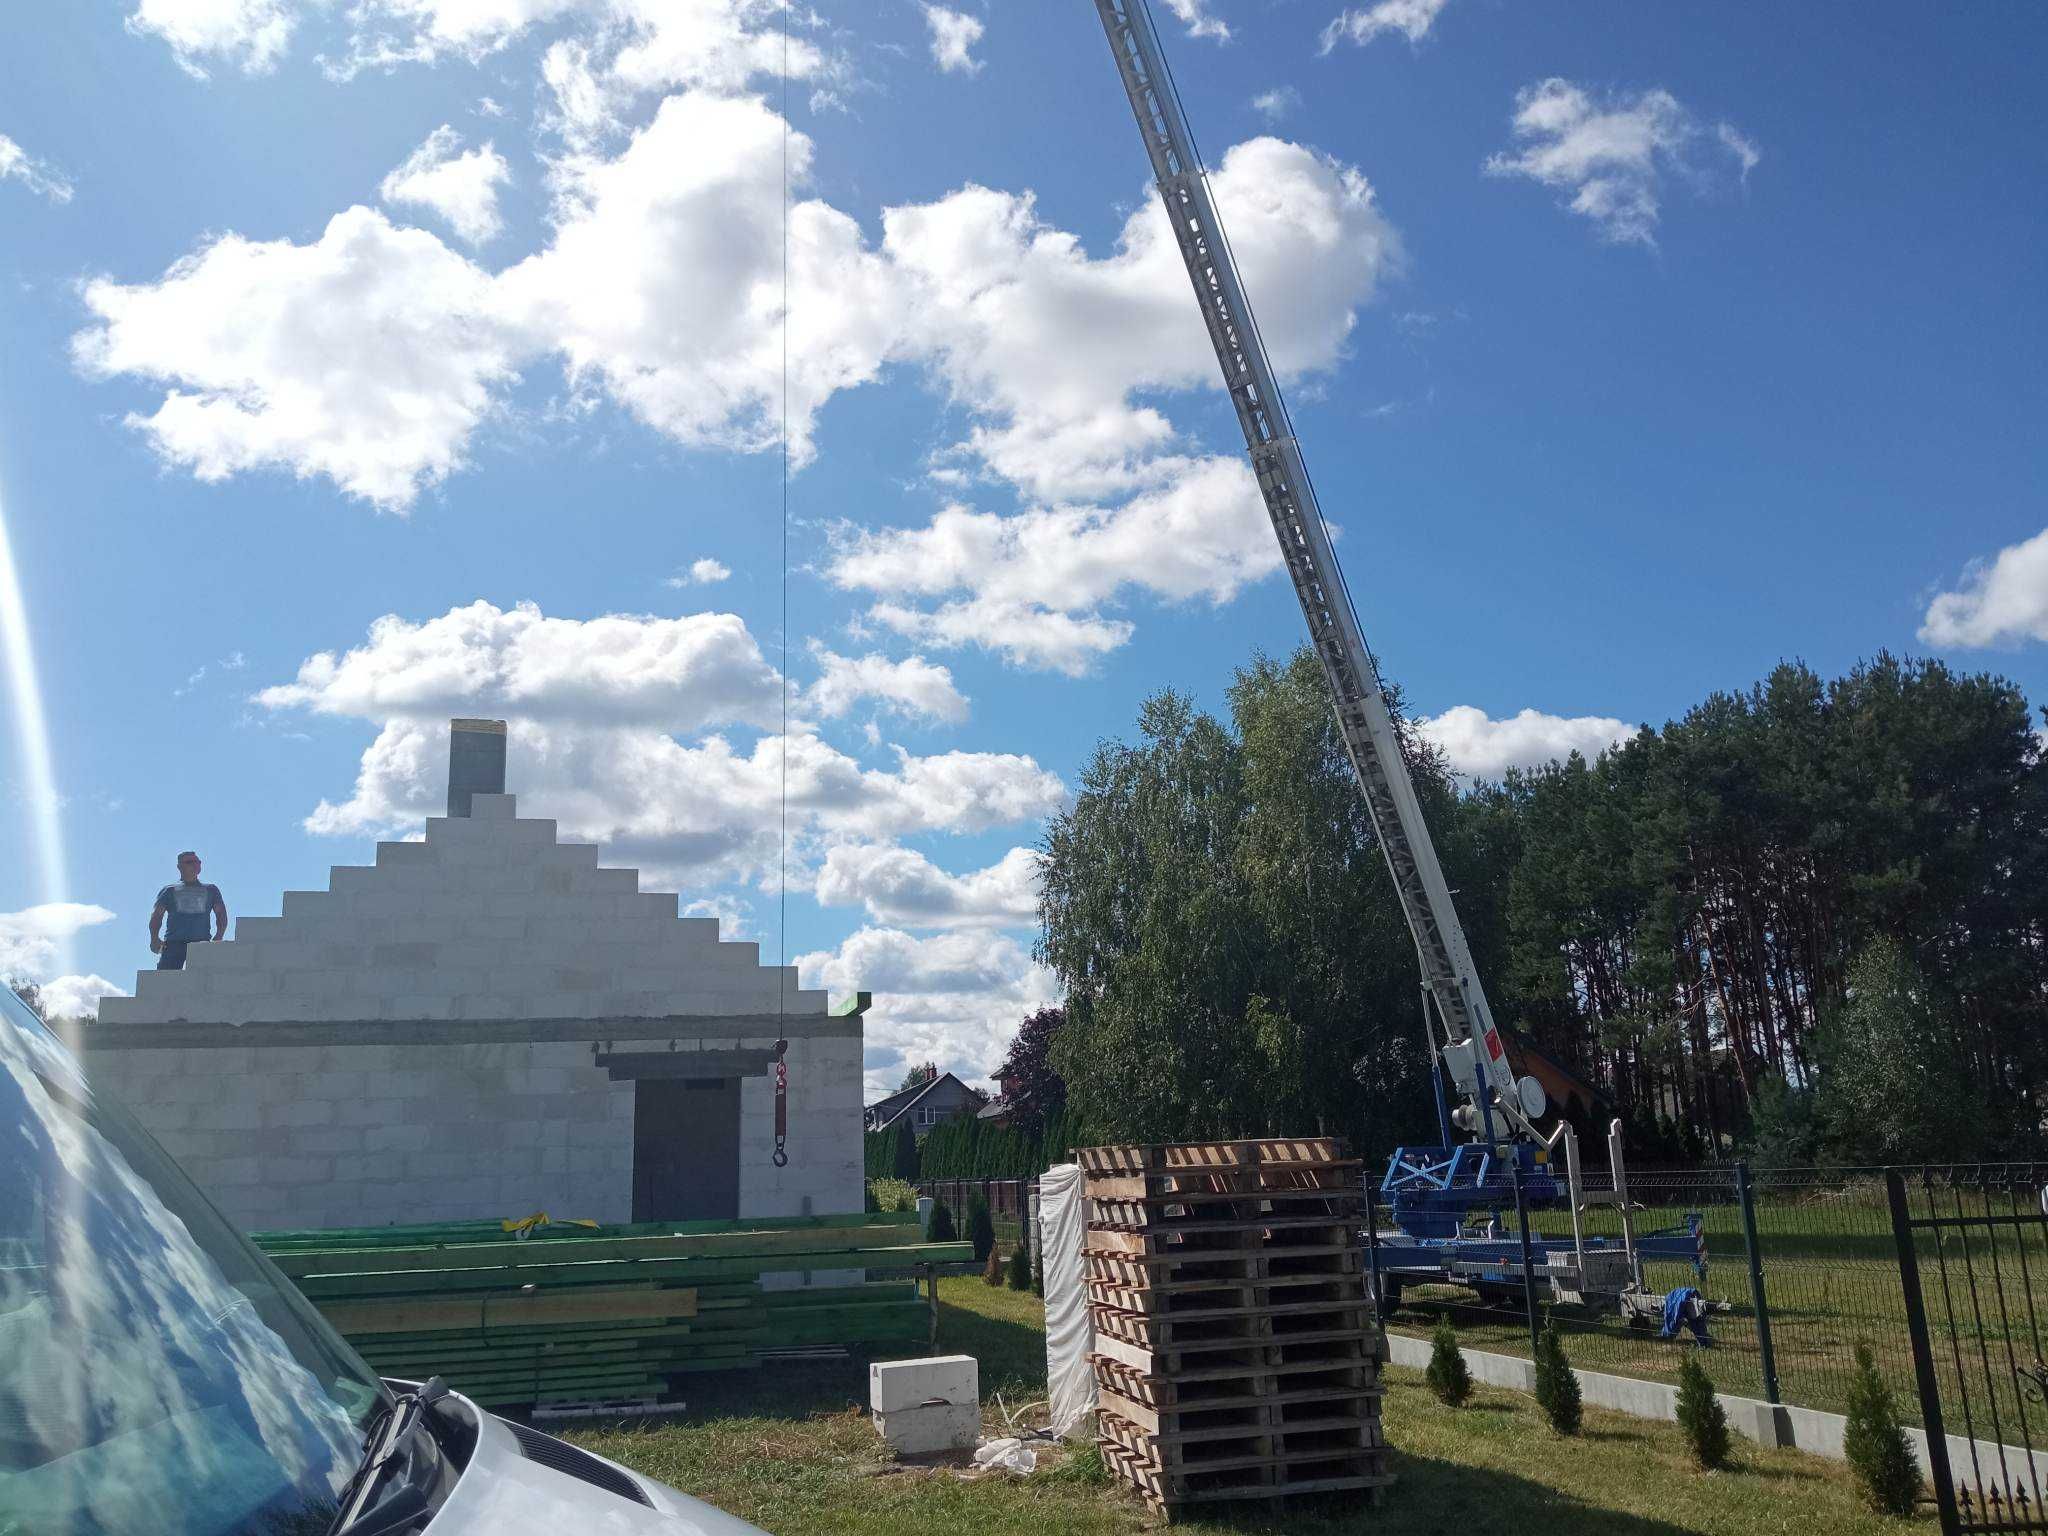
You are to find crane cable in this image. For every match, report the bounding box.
[772,0,792,1170]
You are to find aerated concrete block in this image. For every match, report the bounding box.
[870,1355,978,1415]
[873,1404,979,1457]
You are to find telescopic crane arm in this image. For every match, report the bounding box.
[1091,0,1544,1145]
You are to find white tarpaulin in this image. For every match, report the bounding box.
[1040,1162,1095,1439]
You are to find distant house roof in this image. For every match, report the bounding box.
[865,1071,978,1134]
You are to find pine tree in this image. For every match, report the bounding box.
[1425,1318,1472,1406]
[928,1200,955,1243]
[1532,1318,1582,1436]
[1844,1345,1921,1516]
[1006,1242,1032,1290]
[1675,1353,1731,1469]
[966,1193,996,1263]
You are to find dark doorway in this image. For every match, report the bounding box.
[632,1077,740,1222]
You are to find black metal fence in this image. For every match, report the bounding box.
[1889,1166,2048,1534]
[1376,1162,1944,1423]
[916,1177,1032,1223]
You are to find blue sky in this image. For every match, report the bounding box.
[1,0,2043,1095]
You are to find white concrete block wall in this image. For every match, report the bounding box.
[87,792,866,1230]
[85,1039,635,1232]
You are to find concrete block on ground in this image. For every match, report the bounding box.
[870,1355,978,1415]
[872,1404,980,1457]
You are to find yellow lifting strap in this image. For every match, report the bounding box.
[501,1212,602,1240]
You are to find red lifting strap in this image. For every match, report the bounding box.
[772,1038,790,1168]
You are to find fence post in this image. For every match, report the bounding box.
[1886,1169,1958,1534]
[1734,1161,1781,1405]
[1511,1159,1541,1358]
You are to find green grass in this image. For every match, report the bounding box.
[567,1276,1931,1534]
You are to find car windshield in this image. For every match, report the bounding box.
[0,988,389,1535]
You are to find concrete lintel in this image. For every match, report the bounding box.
[74,1011,862,1053]
[597,1049,775,1081]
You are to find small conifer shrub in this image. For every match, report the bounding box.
[1006,1242,1032,1290]
[1533,1317,1582,1436]
[1675,1353,1732,1469]
[966,1193,996,1263]
[1844,1344,1921,1516]
[928,1200,956,1243]
[1425,1317,1473,1406]
[983,1244,1005,1286]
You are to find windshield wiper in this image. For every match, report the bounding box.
[324,1377,448,1536]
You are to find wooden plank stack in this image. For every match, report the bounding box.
[1079,1138,1390,1518]
[253,1210,970,1408]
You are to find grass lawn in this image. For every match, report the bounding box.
[566,1277,1933,1535]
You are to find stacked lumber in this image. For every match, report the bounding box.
[1080,1138,1389,1517]
[254,1211,969,1408]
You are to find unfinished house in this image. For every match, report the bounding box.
[79,719,866,1233]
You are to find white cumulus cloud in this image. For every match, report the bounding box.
[255,599,783,730]
[1484,78,1758,246]
[798,925,1056,1096]
[1160,0,1229,42]
[127,0,297,78]
[1920,527,2048,649]
[807,647,969,725]
[497,92,899,469]
[0,133,75,204]
[1417,705,1637,779]
[0,903,117,980]
[922,5,983,75]
[666,557,732,587]
[1320,0,1450,51]
[257,601,1062,888]
[380,125,512,246]
[72,206,520,510]
[814,843,1037,929]
[37,974,131,1022]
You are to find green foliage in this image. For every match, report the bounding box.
[1425,1318,1472,1406]
[1533,1318,1582,1436]
[865,1178,916,1214]
[1844,1344,1921,1516]
[927,1199,955,1244]
[1742,1073,1821,1166]
[889,1119,920,1182]
[1005,1242,1031,1290]
[1037,646,2046,1163]
[966,1193,995,1263]
[912,1101,1094,1179]
[1044,1436,1107,1487]
[1675,1353,1731,1470]
[1817,940,1987,1164]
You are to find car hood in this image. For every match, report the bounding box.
[425,1394,769,1536]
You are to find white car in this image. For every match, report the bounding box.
[0,987,769,1536]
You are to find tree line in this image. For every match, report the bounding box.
[1036,648,2046,1168]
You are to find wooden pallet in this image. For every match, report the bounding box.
[1076,1138,1351,1175]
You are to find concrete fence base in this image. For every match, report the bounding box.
[1384,1332,2046,1495]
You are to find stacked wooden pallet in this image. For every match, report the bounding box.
[1080,1138,1390,1517]
[254,1211,969,1408]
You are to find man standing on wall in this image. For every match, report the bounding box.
[149,851,228,970]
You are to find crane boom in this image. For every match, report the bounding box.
[1092,0,1536,1141]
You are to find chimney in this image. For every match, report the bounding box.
[447,718,507,818]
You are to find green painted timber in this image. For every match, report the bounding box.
[291,1242,970,1299]
[260,1213,945,1403]
[269,1223,934,1278]
[253,1210,916,1251]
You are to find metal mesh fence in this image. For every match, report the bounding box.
[1374,1163,1945,1423]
